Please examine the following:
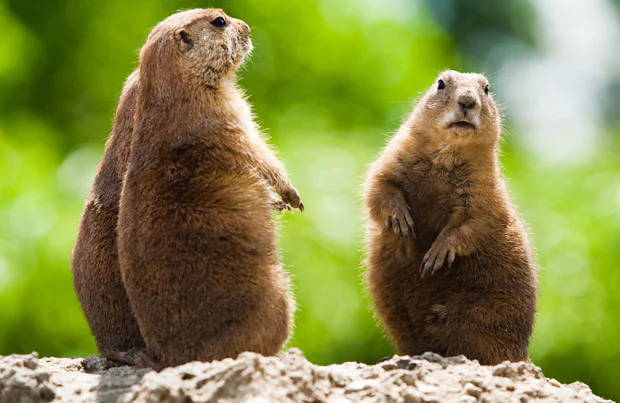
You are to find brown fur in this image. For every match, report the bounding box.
[71,70,145,354]
[364,71,538,365]
[117,9,300,370]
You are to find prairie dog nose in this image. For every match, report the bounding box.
[458,93,476,110]
[236,20,250,34]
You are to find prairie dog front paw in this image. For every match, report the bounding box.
[385,205,414,238]
[421,232,459,278]
[280,186,304,212]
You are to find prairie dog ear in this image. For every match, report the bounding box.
[174,29,194,53]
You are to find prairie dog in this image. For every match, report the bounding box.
[117,9,300,369]
[72,71,145,355]
[364,70,538,364]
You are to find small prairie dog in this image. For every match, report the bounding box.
[364,70,538,364]
[72,71,145,355]
[115,8,301,369]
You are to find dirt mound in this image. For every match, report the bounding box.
[0,349,612,402]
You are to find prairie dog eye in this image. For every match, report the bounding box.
[437,79,446,90]
[484,84,489,94]
[211,17,227,27]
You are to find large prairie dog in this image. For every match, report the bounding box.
[117,9,301,369]
[364,70,538,364]
[72,71,145,355]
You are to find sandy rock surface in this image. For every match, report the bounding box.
[0,349,612,403]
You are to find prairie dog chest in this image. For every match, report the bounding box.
[404,155,470,203]
[220,87,258,138]
[401,157,471,235]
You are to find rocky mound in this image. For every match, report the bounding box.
[0,349,612,403]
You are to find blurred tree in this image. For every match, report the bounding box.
[421,0,537,71]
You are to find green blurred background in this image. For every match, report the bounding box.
[1,0,620,400]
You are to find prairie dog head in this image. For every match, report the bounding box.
[139,9,252,90]
[412,70,500,146]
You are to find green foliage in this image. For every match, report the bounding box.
[0,0,618,400]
